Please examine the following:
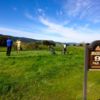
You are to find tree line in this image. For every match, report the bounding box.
[0,35,58,51]
[0,35,87,52]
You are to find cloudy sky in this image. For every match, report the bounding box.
[0,0,100,43]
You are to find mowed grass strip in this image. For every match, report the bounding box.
[0,46,100,100]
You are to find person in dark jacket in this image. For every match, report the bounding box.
[6,37,13,56]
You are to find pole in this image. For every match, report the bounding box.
[83,44,88,100]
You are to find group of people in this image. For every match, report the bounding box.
[6,37,67,56]
[49,44,67,55]
[6,37,21,56]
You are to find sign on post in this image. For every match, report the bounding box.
[84,40,100,100]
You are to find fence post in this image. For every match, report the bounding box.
[83,44,88,100]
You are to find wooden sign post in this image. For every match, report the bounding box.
[83,40,100,100]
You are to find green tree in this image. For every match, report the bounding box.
[0,36,7,46]
[42,40,56,46]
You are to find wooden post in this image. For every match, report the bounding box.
[83,44,88,100]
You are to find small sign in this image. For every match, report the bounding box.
[86,40,100,69]
[90,51,100,68]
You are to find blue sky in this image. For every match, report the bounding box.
[0,0,100,43]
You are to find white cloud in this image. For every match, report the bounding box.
[65,0,91,17]
[63,0,100,23]
[0,27,34,38]
[39,16,61,28]
[1,16,100,43]
[25,12,34,20]
[39,16,100,42]
[0,27,65,42]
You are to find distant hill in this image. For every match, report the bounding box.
[0,34,62,44]
[0,34,40,43]
[0,34,79,46]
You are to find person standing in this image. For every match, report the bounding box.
[16,40,21,53]
[6,37,13,56]
[49,45,56,55]
[63,44,67,55]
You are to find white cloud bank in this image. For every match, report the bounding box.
[39,16,100,42]
[0,16,100,43]
[0,27,66,42]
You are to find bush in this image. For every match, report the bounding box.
[0,36,7,47]
[42,40,56,47]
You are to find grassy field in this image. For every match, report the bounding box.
[0,46,100,100]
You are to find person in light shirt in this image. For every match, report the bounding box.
[16,40,21,53]
[63,44,67,55]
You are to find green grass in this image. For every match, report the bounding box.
[0,46,100,100]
